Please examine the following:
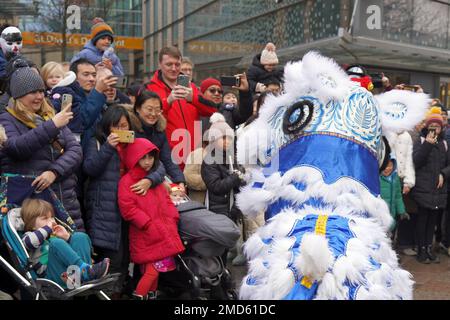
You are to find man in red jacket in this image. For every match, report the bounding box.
[146,46,217,169]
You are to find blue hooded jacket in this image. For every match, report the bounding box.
[50,80,106,150]
[0,50,7,79]
[71,41,124,76]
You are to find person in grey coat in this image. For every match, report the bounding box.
[0,64,84,230]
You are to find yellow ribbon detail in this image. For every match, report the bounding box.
[314,215,328,236]
[300,215,329,289]
[301,276,313,289]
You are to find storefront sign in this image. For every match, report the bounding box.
[22,32,143,50]
[187,40,261,54]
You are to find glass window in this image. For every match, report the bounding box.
[163,0,167,26]
[154,0,159,31]
[173,0,179,19]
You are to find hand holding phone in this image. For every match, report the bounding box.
[61,94,73,112]
[177,74,190,88]
[113,76,128,89]
[220,76,240,87]
[111,129,135,143]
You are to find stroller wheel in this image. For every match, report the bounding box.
[222,269,233,289]
[189,275,201,300]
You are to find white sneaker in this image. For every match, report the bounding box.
[402,248,417,256]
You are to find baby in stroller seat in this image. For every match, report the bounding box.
[18,198,111,288]
[159,184,240,299]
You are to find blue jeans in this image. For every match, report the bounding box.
[45,232,92,287]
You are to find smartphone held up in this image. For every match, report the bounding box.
[112,129,135,144]
[220,75,240,87]
[177,74,190,88]
[61,94,73,112]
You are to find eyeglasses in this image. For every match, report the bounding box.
[111,124,129,130]
[208,88,223,95]
[141,108,162,115]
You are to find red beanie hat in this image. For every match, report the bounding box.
[200,78,222,94]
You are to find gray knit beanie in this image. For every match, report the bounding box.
[10,66,45,99]
[207,113,234,143]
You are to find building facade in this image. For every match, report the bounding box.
[143,0,450,104]
[18,0,143,81]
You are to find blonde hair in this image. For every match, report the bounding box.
[12,98,55,124]
[181,57,194,68]
[41,62,64,87]
[21,199,55,232]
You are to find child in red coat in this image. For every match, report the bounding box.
[118,138,184,299]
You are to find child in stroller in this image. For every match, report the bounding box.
[158,184,241,300]
[0,197,118,300]
[19,198,111,288]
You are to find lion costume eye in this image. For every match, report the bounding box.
[282,100,314,134]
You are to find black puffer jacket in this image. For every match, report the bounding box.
[411,130,450,210]
[201,156,244,218]
[219,91,253,130]
[247,53,284,93]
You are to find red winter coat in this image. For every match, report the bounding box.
[146,71,217,168]
[118,138,184,264]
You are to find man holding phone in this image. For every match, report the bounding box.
[145,46,218,169]
[50,58,118,150]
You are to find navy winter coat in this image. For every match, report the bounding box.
[0,111,84,230]
[83,137,167,251]
[0,50,7,79]
[50,81,106,149]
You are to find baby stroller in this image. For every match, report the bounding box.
[0,174,119,300]
[158,199,241,300]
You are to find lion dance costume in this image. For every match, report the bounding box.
[237,52,429,300]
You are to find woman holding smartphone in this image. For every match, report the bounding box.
[83,104,167,298]
[0,63,83,229]
[411,107,450,264]
[134,91,186,193]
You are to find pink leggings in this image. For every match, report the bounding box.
[135,263,159,296]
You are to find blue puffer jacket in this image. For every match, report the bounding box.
[135,117,185,184]
[83,137,167,251]
[50,82,106,150]
[0,50,7,79]
[0,111,84,230]
[71,41,124,76]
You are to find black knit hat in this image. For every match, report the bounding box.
[9,64,45,99]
